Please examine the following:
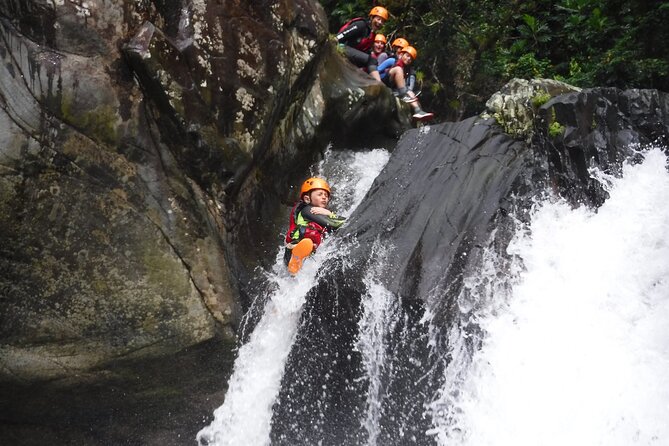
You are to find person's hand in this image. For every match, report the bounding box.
[310,207,332,216]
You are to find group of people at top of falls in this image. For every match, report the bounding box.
[335,5,434,122]
[284,6,436,275]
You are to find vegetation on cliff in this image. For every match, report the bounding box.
[320,0,669,119]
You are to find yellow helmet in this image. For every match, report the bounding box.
[374,34,387,43]
[391,38,409,49]
[369,6,389,21]
[300,177,331,197]
[401,45,418,60]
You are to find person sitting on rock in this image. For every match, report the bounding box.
[389,37,410,58]
[336,6,389,82]
[284,177,346,275]
[371,34,390,65]
[376,37,410,79]
[383,46,434,121]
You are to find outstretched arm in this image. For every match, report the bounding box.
[303,205,346,230]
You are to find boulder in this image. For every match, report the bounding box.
[272,84,669,444]
[483,78,581,140]
[0,0,403,383]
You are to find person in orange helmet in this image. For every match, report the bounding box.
[370,34,389,64]
[376,36,410,78]
[284,177,346,275]
[390,37,410,55]
[384,46,434,121]
[336,6,390,82]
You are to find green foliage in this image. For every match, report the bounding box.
[507,53,552,79]
[415,70,424,83]
[547,108,565,137]
[531,92,552,108]
[323,0,370,31]
[518,14,551,49]
[319,0,669,119]
[549,120,565,137]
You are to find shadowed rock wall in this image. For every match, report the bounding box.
[0,0,404,384]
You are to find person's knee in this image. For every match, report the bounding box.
[344,47,367,69]
[390,68,402,81]
[366,56,378,73]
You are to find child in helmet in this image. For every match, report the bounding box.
[390,37,410,58]
[383,46,434,121]
[371,34,389,65]
[336,6,390,82]
[376,37,410,78]
[284,177,346,275]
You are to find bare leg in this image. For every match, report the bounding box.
[389,67,405,89]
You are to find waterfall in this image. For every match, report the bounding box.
[198,142,669,446]
[196,148,390,446]
[428,147,669,445]
[356,244,403,445]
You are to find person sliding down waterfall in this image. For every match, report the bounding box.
[284,177,346,275]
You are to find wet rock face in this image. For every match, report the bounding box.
[535,87,669,207]
[274,86,669,443]
[0,0,383,383]
[339,86,669,311]
[0,1,236,383]
[122,0,331,194]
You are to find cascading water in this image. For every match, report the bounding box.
[428,147,669,445]
[356,244,404,445]
[198,139,668,446]
[196,148,390,446]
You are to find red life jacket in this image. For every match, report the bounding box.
[337,17,363,33]
[337,17,375,53]
[285,202,326,247]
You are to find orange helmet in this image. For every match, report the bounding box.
[369,6,389,21]
[374,34,387,43]
[391,37,409,49]
[300,177,331,197]
[401,45,418,60]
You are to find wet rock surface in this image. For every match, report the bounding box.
[0,0,402,383]
[272,86,669,445]
[0,0,403,443]
[3,0,665,444]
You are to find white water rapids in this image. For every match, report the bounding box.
[430,147,669,445]
[198,144,669,446]
[196,148,390,446]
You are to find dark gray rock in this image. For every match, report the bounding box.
[0,0,404,385]
[0,0,406,443]
[272,86,669,445]
[537,87,669,206]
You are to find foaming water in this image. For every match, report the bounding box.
[431,148,669,445]
[197,148,389,446]
[356,244,402,445]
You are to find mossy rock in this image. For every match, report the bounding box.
[482,78,581,140]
